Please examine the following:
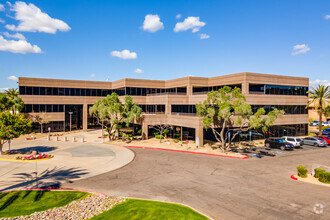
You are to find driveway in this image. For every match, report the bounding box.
[0,139,134,191]
[63,146,330,220]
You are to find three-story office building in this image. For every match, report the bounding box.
[18,72,309,145]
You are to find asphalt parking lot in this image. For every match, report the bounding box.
[63,144,330,220]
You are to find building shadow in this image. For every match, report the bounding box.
[0,166,88,192]
[10,146,57,154]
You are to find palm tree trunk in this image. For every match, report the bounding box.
[319,108,323,135]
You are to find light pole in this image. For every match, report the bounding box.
[69,112,73,132]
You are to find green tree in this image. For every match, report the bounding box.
[89,93,142,140]
[307,85,330,135]
[0,112,32,154]
[0,93,12,113]
[196,86,284,152]
[4,89,24,114]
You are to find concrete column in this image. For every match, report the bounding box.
[142,123,148,140]
[195,125,204,147]
[83,104,88,132]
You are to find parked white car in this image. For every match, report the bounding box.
[282,136,302,147]
[322,121,329,126]
[310,121,319,126]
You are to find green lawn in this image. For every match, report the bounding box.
[91,199,209,220]
[0,190,88,218]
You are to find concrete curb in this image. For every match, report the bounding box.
[125,145,248,159]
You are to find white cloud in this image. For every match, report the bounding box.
[3,32,26,40]
[0,88,9,93]
[134,68,144,73]
[200,33,210,39]
[6,1,70,34]
[310,79,330,89]
[325,15,330,20]
[174,16,206,33]
[0,18,4,23]
[110,49,137,60]
[7,75,18,82]
[291,44,310,55]
[142,14,164,33]
[0,35,42,54]
[176,14,181,19]
[90,73,95,78]
[0,4,4,11]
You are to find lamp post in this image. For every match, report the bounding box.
[69,112,73,132]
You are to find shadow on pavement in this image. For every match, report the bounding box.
[0,166,88,192]
[10,146,57,154]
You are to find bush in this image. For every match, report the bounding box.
[314,168,325,178]
[173,139,179,143]
[155,135,164,139]
[153,131,160,136]
[136,129,142,135]
[163,129,170,135]
[308,132,316,137]
[318,171,330,184]
[297,165,308,178]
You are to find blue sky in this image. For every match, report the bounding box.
[0,0,330,91]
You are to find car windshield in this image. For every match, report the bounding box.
[296,138,301,142]
[276,139,285,143]
[318,138,324,140]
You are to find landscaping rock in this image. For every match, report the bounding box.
[0,193,125,220]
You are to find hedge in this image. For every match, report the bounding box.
[297,165,308,178]
[314,168,325,179]
[318,171,330,184]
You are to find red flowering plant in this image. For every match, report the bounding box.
[22,153,53,160]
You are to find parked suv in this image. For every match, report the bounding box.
[282,136,302,148]
[301,137,328,147]
[265,138,294,151]
[322,128,330,136]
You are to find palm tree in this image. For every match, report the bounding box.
[5,88,24,114]
[307,85,330,135]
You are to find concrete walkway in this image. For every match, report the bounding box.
[0,138,134,191]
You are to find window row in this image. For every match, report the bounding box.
[19,86,187,97]
[251,105,308,114]
[249,84,308,96]
[171,105,197,115]
[19,86,125,96]
[193,84,242,94]
[126,87,187,96]
[140,105,165,113]
[22,104,64,113]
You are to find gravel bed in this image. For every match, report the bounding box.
[1,193,125,220]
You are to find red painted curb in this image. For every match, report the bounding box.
[125,146,249,159]
[291,175,298,180]
[2,188,108,197]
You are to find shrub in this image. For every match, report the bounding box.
[308,132,316,137]
[155,135,164,139]
[153,132,160,136]
[136,129,142,135]
[297,165,308,178]
[173,139,179,143]
[314,168,325,178]
[163,129,170,134]
[318,171,330,184]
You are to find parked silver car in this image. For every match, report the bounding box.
[301,137,328,147]
[282,136,302,147]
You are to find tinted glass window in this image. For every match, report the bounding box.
[19,86,26,95]
[65,88,70,96]
[33,87,39,95]
[53,88,58,95]
[40,87,45,95]
[46,87,52,95]
[287,138,295,142]
[59,88,65,96]
[46,105,52,112]
[40,104,46,112]
[33,104,39,112]
[53,105,59,112]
